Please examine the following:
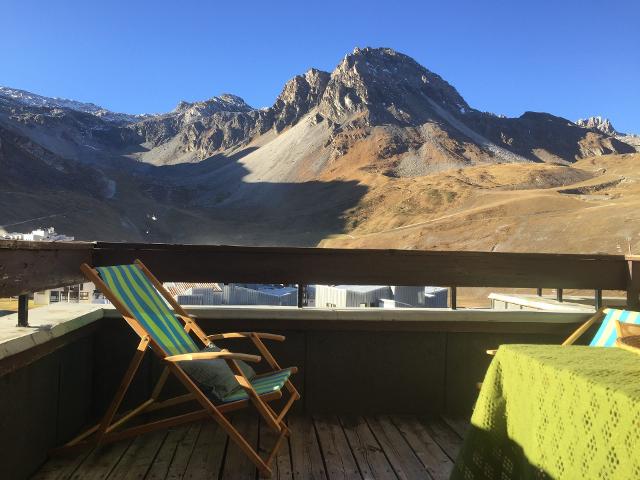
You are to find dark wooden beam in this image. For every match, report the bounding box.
[0,241,632,297]
[0,240,93,297]
[93,242,628,290]
[195,315,586,335]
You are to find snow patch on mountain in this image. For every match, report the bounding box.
[0,86,150,124]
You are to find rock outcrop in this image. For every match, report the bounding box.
[576,116,618,136]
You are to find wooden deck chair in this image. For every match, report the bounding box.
[487,307,640,355]
[54,260,300,478]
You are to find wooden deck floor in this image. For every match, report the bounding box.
[33,415,467,480]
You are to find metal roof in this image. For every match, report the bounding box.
[164,282,222,296]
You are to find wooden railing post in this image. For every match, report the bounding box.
[450,287,457,310]
[626,256,640,309]
[297,284,306,308]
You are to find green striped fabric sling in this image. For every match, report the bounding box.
[96,264,199,355]
[96,264,292,403]
[590,308,640,347]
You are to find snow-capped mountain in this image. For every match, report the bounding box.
[0,86,149,124]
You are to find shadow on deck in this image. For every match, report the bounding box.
[33,414,467,480]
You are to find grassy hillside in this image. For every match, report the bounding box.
[321,153,640,254]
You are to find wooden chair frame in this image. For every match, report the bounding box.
[486,307,608,356]
[560,307,607,346]
[53,259,300,478]
[477,308,610,389]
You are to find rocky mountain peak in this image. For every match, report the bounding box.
[318,47,470,125]
[271,68,330,131]
[174,94,253,115]
[576,116,619,136]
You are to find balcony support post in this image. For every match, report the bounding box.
[536,288,543,297]
[450,286,457,310]
[556,288,563,303]
[17,294,28,327]
[626,256,640,309]
[297,284,306,308]
[595,289,603,310]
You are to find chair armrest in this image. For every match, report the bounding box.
[164,351,261,363]
[207,332,286,342]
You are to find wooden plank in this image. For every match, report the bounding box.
[69,438,133,480]
[93,242,627,290]
[0,240,92,297]
[366,416,429,480]
[31,449,93,480]
[420,418,463,461]
[183,421,227,479]
[441,417,469,440]
[259,418,293,479]
[108,430,166,479]
[145,426,192,480]
[196,313,588,336]
[313,414,360,480]
[340,416,396,480]
[164,422,202,480]
[289,415,327,480]
[391,415,453,480]
[220,414,259,480]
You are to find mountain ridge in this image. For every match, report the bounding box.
[0,47,637,246]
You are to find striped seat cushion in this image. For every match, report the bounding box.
[96,264,199,356]
[590,308,640,347]
[222,369,293,403]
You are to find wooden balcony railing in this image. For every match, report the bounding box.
[1,240,639,312]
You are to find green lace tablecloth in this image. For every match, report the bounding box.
[451,344,640,480]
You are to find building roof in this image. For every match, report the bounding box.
[250,286,298,297]
[333,285,390,293]
[164,282,222,297]
[424,286,449,293]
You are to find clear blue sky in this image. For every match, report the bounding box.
[2,0,639,132]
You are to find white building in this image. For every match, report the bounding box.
[33,282,96,305]
[175,284,298,307]
[1,227,74,242]
[314,285,449,308]
[315,285,393,308]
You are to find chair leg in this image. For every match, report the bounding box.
[264,426,289,471]
[169,363,273,477]
[96,336,149,444]
[150,366,170,400]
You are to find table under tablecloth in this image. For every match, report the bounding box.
[451,344,640,479]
